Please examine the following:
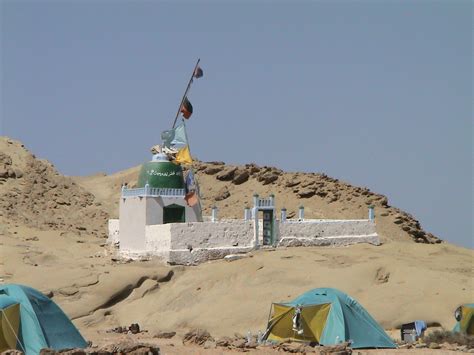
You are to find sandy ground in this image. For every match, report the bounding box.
[3,224,472,344]
[83,332,463,354]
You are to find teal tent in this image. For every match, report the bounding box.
[453,304,474,335]
[0,284,87,354]
[264,288,396,349]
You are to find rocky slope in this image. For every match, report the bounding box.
[0,137,109,238]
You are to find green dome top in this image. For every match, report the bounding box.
[137,154,185,189]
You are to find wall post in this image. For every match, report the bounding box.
[244,206,250,221]
[298,205,305,221]
[368,205,375,221]
[211,205,218,222]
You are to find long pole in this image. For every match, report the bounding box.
[172,58,201,128]
[171,60,203,218]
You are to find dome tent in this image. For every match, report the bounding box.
[453,303,474,335]
[263,287,396,349]
[0,284,87,354]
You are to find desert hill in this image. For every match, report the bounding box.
[1,136,472,351]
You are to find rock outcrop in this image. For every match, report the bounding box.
[0,137,109,238]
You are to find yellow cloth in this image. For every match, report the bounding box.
[174,145,192,165]
[0,303,21,352]
[266,303,331,343]
[460,305,474,335]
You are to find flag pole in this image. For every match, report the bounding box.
[172,58,201,128]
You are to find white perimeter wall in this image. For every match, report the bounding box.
[168,221,254,250]
[119,197,147,251]
[277,219,379,247]
[145,224,171,260]
[133,220,255,265]
[278,219,376,238]
[109,216,380,264]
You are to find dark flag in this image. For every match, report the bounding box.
[180,97,193,119]
[193,66,203,79]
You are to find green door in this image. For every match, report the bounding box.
[163,204,185,224]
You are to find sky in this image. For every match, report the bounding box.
[1,0,472,248]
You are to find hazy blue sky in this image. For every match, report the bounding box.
[1,1,472,248]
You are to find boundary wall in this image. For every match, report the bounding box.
[108,218,379,265]
[276,219,379,247]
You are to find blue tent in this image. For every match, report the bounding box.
[0,284,87,354]
[453,304,474,335]
[264,288,396,349]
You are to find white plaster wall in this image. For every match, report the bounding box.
[145,224,172,260]
[278,235,380,247]
[113,213,381,264]
[279,219,376,239]
[141,220,255,265]
[169,221,254,250]
[107,219,120,244]
[119,195,199,253]
[146,197,164,225]
[147,196,201,223]
[119,197,147,251]
[187,203,203,223]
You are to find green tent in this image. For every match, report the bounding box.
[263,288,396,349]
[453,304,474,335]
[0,284,87,354]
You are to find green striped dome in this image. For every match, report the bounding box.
[137,154,185,189]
